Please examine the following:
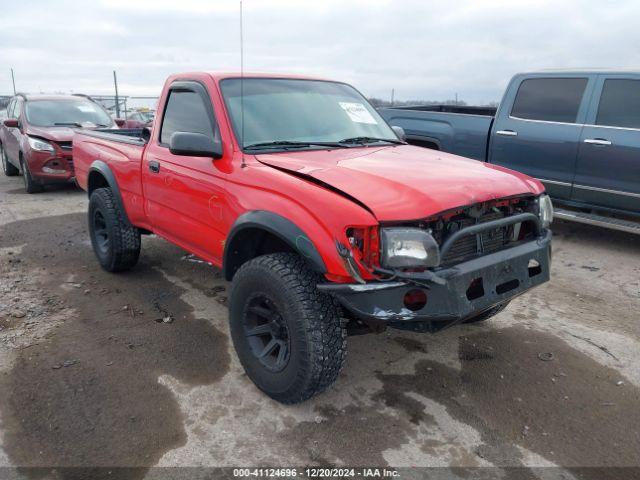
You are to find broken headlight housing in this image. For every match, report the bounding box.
[537,194,554,228]
[381,227,440,269]
[27,136,55,153]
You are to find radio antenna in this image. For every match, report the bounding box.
[240,0,246,168]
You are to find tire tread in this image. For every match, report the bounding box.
[231,253,346,404]
[89,187,141,272]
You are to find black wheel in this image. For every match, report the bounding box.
[229,253,346,404]
[464,301,510,324]
[20,158,43,193]
[1,144,19,176]
[88,187,141,272]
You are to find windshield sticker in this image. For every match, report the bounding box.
[77,105,96,113]
[339,102,378,124]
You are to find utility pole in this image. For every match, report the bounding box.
[391,88,395,106]
[455,92,458,106]
[113,70,120,118]
[10,68,16,95]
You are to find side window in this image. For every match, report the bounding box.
[12,99,23,119]
[596,79,640,129]
[6,99,15,119]
[511,78,588,123]
[160,90,215,145]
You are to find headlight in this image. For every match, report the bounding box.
[538,194,554,228]
[27,136,55,153]
[381,227,440,269]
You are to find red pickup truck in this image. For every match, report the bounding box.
[73,72,553,403]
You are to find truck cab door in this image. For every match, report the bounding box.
[142,81,228,265]
[488,75,594,200]
[573,75,640,212]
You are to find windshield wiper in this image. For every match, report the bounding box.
[244,140,345,150]
[338,136,405,145]
[54,122,83,127]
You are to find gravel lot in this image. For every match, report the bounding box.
[0,173,639,479]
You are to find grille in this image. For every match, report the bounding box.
[57,141,73,151]
[441,211,508,265]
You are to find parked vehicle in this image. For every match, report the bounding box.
[379,71,640,234]
[0,94,117,193]
[73,72,552,403]
[122,109,154,129]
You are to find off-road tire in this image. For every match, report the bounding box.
[1,144,19,176]
[20,158,43,193]
[229,253,347,404]
[89,187,141,272]
[464,301,510,324]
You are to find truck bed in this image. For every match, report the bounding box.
[389,104,497,117]
[75,128,150,146]
[378,106,494,161]
[73,128,149,221]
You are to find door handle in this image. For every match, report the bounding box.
[584,138,612,146]
[148,160,160,173]
[496,130,518,137]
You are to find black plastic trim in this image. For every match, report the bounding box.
[223,210,326,280]
[76,129,148,146]
[87,160,133,227]
[440,212,541,258]
[158,79,220,148]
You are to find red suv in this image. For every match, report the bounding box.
[0,94,116,193]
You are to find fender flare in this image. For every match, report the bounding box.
[87,160,133,227]
[223,210,327,280]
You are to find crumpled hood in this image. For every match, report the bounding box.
[256,145,543,221]
[26,124,117,143]
[26,125,76,142]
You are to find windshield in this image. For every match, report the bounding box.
[139,111,154,122]
[220,78,398,150]
[25,100,113,128]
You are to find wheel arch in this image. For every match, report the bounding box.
[223,211,326,281]
[87,160,133,228]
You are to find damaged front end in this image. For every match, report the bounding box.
[319,196,552,333]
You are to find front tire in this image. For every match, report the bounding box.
[463,301,510,324]
[229,253,346,404]
[20,158,43,193]
[89,187,141,272]
[1,144,19,176]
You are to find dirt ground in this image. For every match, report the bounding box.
[0,173,639,480]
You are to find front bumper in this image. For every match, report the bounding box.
[28,149,74,183]
[319,230,551,333]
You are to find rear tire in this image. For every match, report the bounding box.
[1,144,19,176]
[88,187,141,272]
[229,253,346,404]
[464,301,510,324]
[20,158,43,193]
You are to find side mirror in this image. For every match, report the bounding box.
[3,119,19,128]
[391,125,406,142]
[169,132,223,159]
[141,127,152,143]
[114,118,126,127]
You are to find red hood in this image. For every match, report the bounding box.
[26,125,76,142]
[26,124,117,143]
[256,145,544,221]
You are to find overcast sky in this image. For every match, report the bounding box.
[1,0,639,104]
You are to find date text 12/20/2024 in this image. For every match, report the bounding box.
[233,468,400,477]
